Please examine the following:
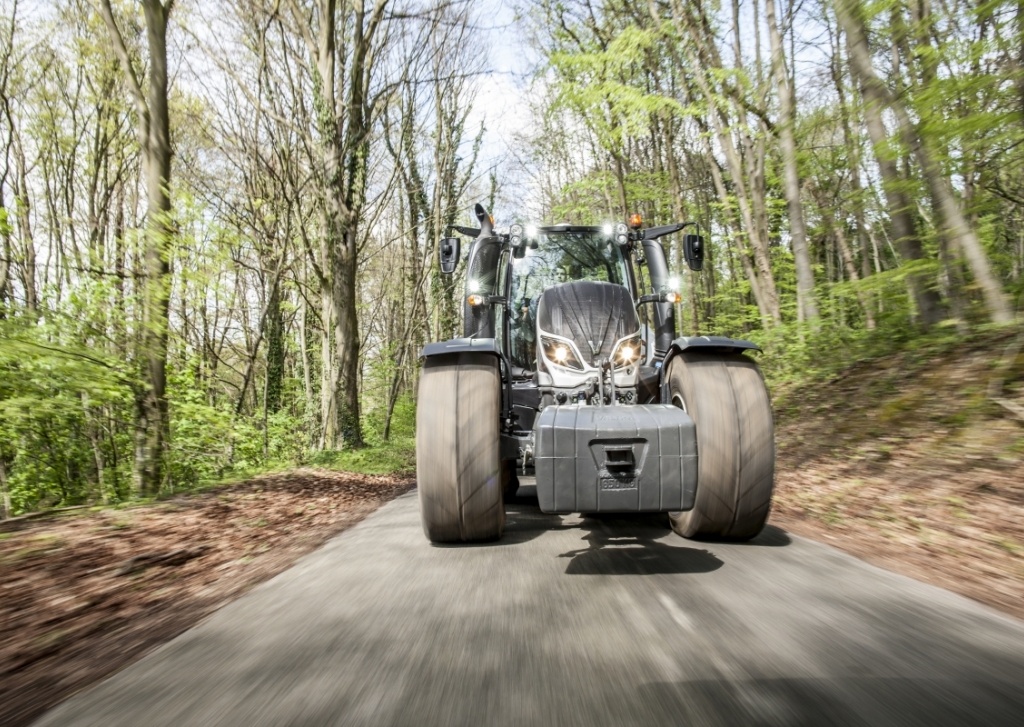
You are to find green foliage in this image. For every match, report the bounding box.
[309,393,416,475]
[308,439,415,476]
[0,316,135,512]
[750,313,984,393]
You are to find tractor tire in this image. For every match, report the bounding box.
[667,352,775,540]
[417,353,505,543]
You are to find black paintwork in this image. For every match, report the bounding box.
[640,238,676,356]
[536,281,639,366]
[669,336,761,354]
[420,338,503,360]
[463,238,504,339]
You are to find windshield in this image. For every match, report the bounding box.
[512,231,629,300]
[508,230,631,369]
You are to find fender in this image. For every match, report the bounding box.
[420,338,515,433]
[668,335,760,355]
[658,336,761,403]
[420,337,502,360]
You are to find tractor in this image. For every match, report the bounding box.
[416,203,774,543]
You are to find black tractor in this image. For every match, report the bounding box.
[416,203,774,543]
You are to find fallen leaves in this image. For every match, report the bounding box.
[0,468,413,727]
[770,341,1024,623]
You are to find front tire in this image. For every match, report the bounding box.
[667,352,775,540]
[416,353,505,543]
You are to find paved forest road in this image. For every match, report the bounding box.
[36,487,1024,727]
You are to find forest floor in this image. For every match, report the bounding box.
[769,326,1024,622]
[0,470,414,727]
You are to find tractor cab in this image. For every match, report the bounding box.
[504,225,635,372]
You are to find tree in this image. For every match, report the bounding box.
[765,0,818,323]
[837,0,1013,326]
[98,0,175,494]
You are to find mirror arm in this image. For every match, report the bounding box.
[639,221,698,241]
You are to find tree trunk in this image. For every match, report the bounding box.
[666,0,781,326]
[333,224,362,445]
[0,454,11,519]
[828,14,876,329]
[265,274,284,414]
[701,134,772,328]
[13,130,35,313]
[837,0,945,327]
[100,0,175,495]
[765,0,818,323]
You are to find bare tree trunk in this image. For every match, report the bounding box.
[765,0,818,323]
[294,0,389,449]
[837,0,945,327]
[265,272,284,414]
[319,288,335,448]
[0,454,10,519]
[827,14,876,329]
[99,0,175,494]
[701,133,773,328]
[0,192,12,311]
[12,129,35,313]
[298,269,315,433]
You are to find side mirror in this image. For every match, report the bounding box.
[439,237,461,274]
[683,233,704,271]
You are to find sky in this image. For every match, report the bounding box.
[463,0,544,222]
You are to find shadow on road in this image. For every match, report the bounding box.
[721,524,793,547]
[437,484,793,557]
[502,503,573,545]
[430,487,570,548]
[559,514,724,576]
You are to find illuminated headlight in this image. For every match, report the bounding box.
[602,223,613,236]
[613,336,643,368]
[468,279,481,292]
[525,224,538,238]
[540,335,585,371]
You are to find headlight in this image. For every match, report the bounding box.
[613,336,643,368]
[540,335,586,371]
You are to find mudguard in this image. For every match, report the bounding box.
[658,336,762,404]
[420,338,502,360]
[668,335,761,355]
[420,338,514,433]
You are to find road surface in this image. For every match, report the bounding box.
[35,486,1024,726]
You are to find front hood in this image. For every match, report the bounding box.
[536,281,639,367]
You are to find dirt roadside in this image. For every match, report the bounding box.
[768,334,1024,622]
[0,470,413,727]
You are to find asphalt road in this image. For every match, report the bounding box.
[35,486,1024,727]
